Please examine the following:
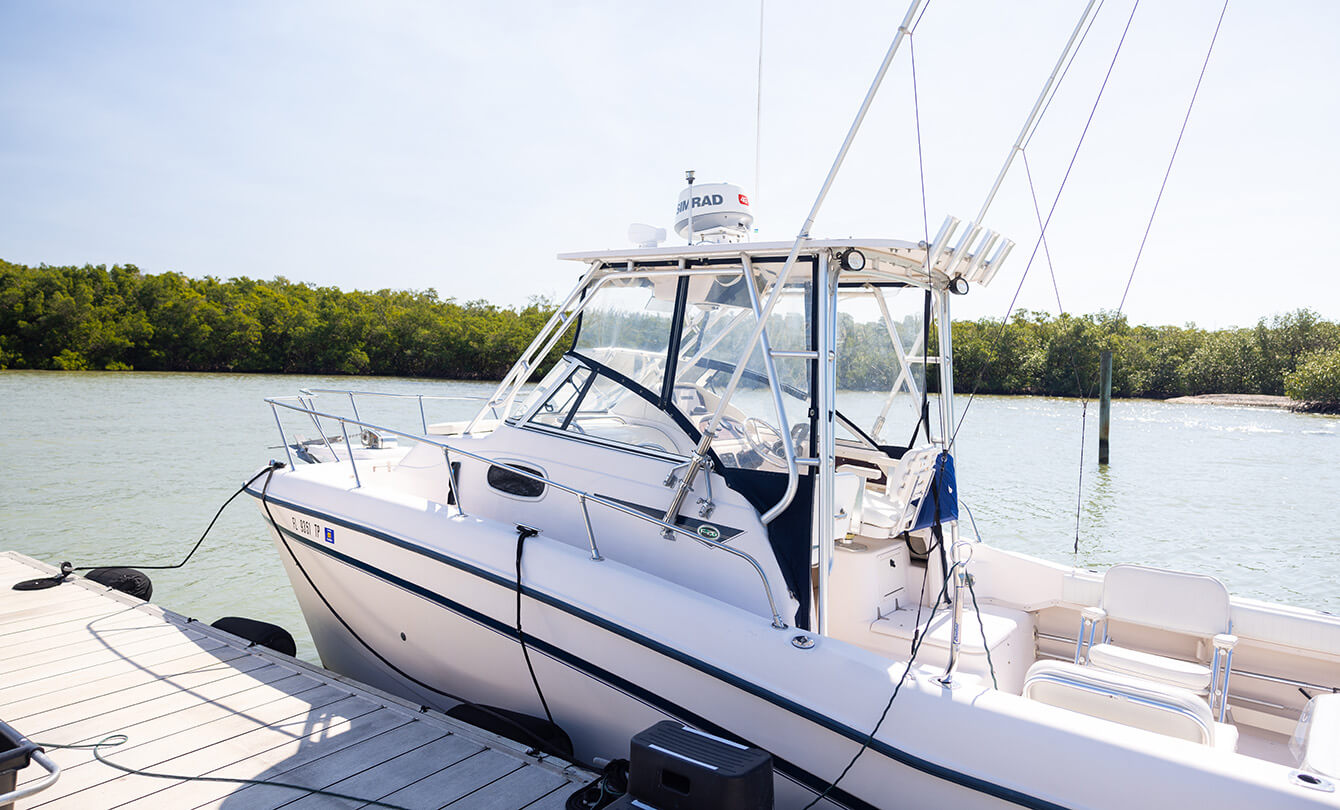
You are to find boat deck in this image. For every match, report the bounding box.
[0,551,595,809]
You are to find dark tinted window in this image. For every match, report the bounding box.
[487,464,546,499]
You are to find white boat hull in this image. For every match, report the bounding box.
[254,479,1334,810]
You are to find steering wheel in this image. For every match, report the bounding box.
[742,416,789,468]
[790,422,810,453]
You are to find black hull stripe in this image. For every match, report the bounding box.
[250,488,1068,810]
[274,525,871,810]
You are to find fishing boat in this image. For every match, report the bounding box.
[249,4,1340,808]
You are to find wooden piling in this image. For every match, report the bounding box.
[1099,350,1112,465]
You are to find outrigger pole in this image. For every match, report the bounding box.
[938,0,1102,687]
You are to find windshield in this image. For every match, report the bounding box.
[671,267,811,472]
[503,258,838,469]
[572,276,674,396]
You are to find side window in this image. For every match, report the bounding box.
[487,463,546,499]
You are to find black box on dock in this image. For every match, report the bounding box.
[612,720,773,810]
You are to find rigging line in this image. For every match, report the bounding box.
[73,463,280,572]
[516,524,556,726]
[910,38,930,245]
[1067,4,1230,553]
[1024,150,1092,555]
[910,0,935,32]
[1116,0,1230,316]
[951,0,1142,446]
[1022,0,1108,151]
[1022,151,1066,317]
[258,471,580,765]
[754,0,764,210]
[1073,0,1229,405]
[804,451,949,810]
[801,571,952,810]
[910,33,934,443]
[964,572,998,690]
[39,735,414,810]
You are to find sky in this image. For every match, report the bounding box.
[2,0,1337,329]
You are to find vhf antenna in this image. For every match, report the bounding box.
[685,169,695,245]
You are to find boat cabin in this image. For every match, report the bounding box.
[449,236,971,634]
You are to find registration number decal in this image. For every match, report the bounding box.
[290,516,333,544]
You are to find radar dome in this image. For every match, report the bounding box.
[673,182,753,243]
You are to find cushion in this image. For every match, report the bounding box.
[1087,642,1213,693]
[1025,660,1226,747]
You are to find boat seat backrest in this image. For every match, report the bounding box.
[1024,661,1235,749]
[882,446,940,535]
[1101,564,1231,637]
[1077,564,1239,723]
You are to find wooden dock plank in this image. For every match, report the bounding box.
[375,749,525,810]
[121,698,408,810]
[445,758,571,810]
[0,552,595,810]
[21,677,343,806]
[2,646,263,722]
[35,682,358,809]
[521,785,584,810]
[22,675,335,804]
[23,661,321,742]
[0,643,251,712]
[12,647,276,721]
[0,598,127,635]
[0,585,122,617]
[2,634,232,703]
[281,732,486,810]
[204,719,450,810]
[0,592,116,626]
[0,563,66,594]
[0,615,194,667]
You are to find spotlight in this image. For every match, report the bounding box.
[839,248,866,272]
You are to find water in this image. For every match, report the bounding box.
[0,371,495,663]
[2,371,1336,665]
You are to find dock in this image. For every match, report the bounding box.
[0,552,596,809]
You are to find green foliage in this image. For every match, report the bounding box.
[0,260,562,379]
[1285,348,1340,403]
[943,308,1337,400]
[1,259,1334,399]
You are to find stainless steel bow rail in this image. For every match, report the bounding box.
[296,389,496,435]
[265,395,789,630]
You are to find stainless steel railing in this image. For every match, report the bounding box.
[297,388,494,435]
[265,395,789,629]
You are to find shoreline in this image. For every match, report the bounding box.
[1166,393,1339,414]
[1165,394,1294,409]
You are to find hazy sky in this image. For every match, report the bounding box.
[2,1,1337,329]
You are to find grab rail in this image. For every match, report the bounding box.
[265,397,788,629]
